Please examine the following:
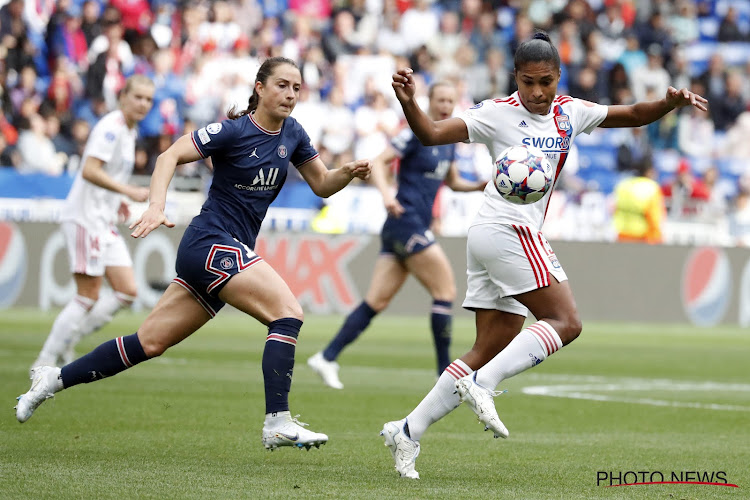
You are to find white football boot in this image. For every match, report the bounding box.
[307,352,344,389]
[261,413,329,450]
[455,373,509,439]
[16,366,62,423]
[380,419,420,479]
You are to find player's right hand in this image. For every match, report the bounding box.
[391,68,416,104]
[129,204,175,238]
[384,197,405,218]
[127,186,150,202]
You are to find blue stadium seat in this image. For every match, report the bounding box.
[0,171,73,199]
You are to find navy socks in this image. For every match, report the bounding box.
[61,333,149,388]
[322,301,377,361]
[262,318,302,414]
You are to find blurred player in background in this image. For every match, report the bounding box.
[30,75,154,371]
[382,31,708,479]
[17,57,371,451]
[308,82,485,389]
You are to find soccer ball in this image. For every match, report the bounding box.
[493,145,553,205]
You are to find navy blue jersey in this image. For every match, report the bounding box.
[190,114,318,248]
[391,128,456,226]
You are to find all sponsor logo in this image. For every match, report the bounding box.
[681,247,731,326]
[0,222,27,308]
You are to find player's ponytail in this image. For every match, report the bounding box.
[227,56,299,120]
[514,29,560,71]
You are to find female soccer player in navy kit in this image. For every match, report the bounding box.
[380,32,708,479]
[308,82,485,389]
[16,57,371,450]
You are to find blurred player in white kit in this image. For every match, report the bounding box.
[31,75,155,371]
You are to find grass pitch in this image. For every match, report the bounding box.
[1,308,748,499]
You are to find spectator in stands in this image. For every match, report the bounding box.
[718,6,747,42]
[668,46,692,92]
[636,11,673,55]
[617,126,653,173]
[662,159,711,218]
[9,65,41,116]
[80,0,102,46]
[630,44,671,102]
[469,11,504,63]
[554,18,585,69]
[608,62,631,105]
[730,179,750,245]
[709,70,746,132]
[617,31,646,75]
[699,53,726,98]
[677,99,715,159]
[613,161,665,244]
[720,111,750,160]
[322,10,360,63]
[400,0,440,53]
[427,10,465,64]
[353,88,399,161]
[16,113,66,175]
[668,0,699,45]
[320,85,355,158]
[0,130,19,168]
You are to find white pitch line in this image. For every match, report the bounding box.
[521,378,750,412]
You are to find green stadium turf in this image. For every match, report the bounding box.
[1,309,748,499]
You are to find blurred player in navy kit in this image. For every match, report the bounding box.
[16,57,371,451]
[308,82,486,389]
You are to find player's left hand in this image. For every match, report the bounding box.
[129,204,175,238]
[344,159,372,181]
[118,201,130,223]
[666,86,708,112]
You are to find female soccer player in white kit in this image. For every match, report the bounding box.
[381,32,708,479]
[31,75,154,370]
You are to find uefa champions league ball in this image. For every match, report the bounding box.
[493,145,553,205]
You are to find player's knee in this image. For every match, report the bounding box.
[114,286,138,300]
[138,335,167,358]
[432,284,456,303]
[280,302,304,322]
[561,314,582,345]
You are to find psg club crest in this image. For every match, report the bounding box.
[555,114,571,131]
[277,145,287,158]
[220,257,234,270]
[206,123,222,134]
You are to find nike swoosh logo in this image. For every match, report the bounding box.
[276,432,299,441]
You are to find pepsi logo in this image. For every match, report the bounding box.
[0,222,27,308]
[681,247,731,326]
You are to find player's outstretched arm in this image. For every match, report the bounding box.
[81,156,149,202]
[298,157,371,198]
[369,145,404,217]
[392,68,469,146]
[444,163,487,192]
[600,86,708,128]
[130,134,201,238]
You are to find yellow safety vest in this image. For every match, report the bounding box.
[613,177,664,243]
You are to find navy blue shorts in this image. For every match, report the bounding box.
[173,225,262,318]
[380,215,436,260]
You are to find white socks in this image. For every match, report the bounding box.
[74,292,135,342]
[475,320,563,390]
[37,295,94,362]
[37,292,135,363]
[265,410,291,426]
[406,359,471,441]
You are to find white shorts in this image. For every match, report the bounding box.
[462,223,568,316]
[62,221,133,276]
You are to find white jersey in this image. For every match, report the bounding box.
[62,110,137,232]
[459,92,608,230]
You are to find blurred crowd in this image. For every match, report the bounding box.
[0,0,749,226]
